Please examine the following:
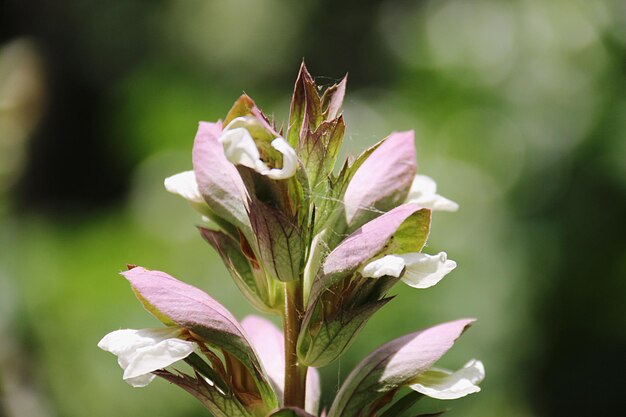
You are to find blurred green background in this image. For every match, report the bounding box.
[1,0,624,416]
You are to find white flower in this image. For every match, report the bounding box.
[406,175,459,212]
[410,359,485,400]
[219,117,297,180]
[98,327,197,387]
[361,252,457,288]
[164,171,204,204]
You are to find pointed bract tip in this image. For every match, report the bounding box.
[460,318,477,334]
[297,61,314,82]
[119,265,150,281]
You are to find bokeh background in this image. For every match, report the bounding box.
[1,0,625,416]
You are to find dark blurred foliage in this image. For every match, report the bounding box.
[0,0,624,416]
[519,77,626,415]
[1,0,158,211]
[1,0,399,212]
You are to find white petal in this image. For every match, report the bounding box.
[361,254,406,278]
[400,252,457,288]
[164,171,204,204]
[99,328,183,354]
[411,193,459,212]
[123,338,197,380]
[406,174,459,212]
[219,117,297,180]
[98,327,197,387]
[219,127,268,172]
[409,174,438,196]
[265,137,298,180]
[124,373,156,388]
[410,359,485,400]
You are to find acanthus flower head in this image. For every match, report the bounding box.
[97,327,197,387]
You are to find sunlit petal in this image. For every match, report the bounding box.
[98,327,197,387]
[219,118,297,180]
[164,170,204,204]
[360,254,405,278]
[410,359,485,400]
[219,126,268,172]
[400,252,457,288]
[406,174,459,212]
[360,251,456,289]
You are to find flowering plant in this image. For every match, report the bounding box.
[99,64,484,417]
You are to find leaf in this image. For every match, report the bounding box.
[299,116,345,199]
[327,319,475,417]
[224,94,277,136]
[225,94,256,126]
[192,121,251,236]
[121,267,278,409]
[321,75,347,120]
[314,138,383,235]
[248,199,304,282]
[287,62,322,148]
[412,411,448,417]
[198,227,275,313]
[342,131,417,229]
[379,208,431,255]
[378,391,424,417]
[299,267,400,367]
[287,63,307,148]
[322,204,429,282]
[155,370,253,417]
[298,298,392,367]
[185,352,231,396]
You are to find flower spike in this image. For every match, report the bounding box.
[101,64,483,416]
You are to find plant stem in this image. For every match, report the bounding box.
[283,279,308,409]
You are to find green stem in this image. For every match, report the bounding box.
[283,280,308,408]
